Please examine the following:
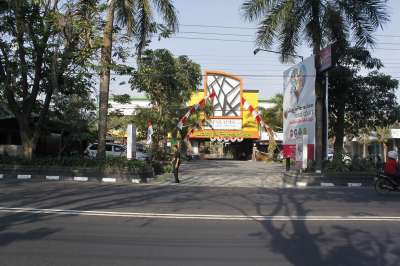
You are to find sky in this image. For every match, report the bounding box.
[109,0,400,101]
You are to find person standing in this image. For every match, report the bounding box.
[252,143,258,161]
[172,144,181,183]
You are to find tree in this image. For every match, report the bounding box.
[328,47,398,159]
[0,0,99,159]
[260,94,283,132]
[180,102,213,154]
[376,126,391,162]
[130,49,202,147]
[330,70,398,159]
[242,0,389,169]
[96,0,178,159]
[52,92,97,157]
[358,128,371,158]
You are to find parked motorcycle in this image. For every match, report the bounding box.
[375,171,400,195]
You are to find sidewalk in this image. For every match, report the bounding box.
[0,160,376,188]
[153,160,376,188]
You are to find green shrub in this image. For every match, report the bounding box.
[163,164,173,173]
[0,156,146,171]
[349,156,375,172]
[152,161,164,175]
[324,159,350,173]
[149,146,172,161]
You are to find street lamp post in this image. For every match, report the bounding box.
[253,48,304,61]
[254,48,304,171]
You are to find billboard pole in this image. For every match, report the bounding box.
[316,44,334,172]
[325,72,329,160]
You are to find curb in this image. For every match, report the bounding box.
[46,176,60,181]
[282,171,375,188]
[288,182,371,188]
[0,173,373,188]
[0,173,147,184]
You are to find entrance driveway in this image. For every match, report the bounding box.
[158,160,284,188]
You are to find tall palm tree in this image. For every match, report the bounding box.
[376,126,391,162]
[97,0,178,159]
[242,0,389,169]
[358,128,371,159]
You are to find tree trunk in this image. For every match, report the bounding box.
[21,136,36,160]
[97,1,115,160]
[17,116,37,160]
[383,143,388,162]
[311,2,323,171]
[333,95,345,160]
[363,143,367,158]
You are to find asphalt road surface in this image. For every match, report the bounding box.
[1,182,400,266]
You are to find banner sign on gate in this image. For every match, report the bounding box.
[283,56,316,160]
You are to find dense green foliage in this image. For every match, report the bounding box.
[130,49,202,145]
[260,94,283,132]
[96,0,178,159]
[328,47,399,158]
[241,0,388,61]
[0,156,146,171]
[0,0,101,158]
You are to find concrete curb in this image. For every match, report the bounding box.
[296,182,370,188]
[102,177,117,183]
[0,173,147,184]
[46,176,60,181]
[17,174,31,180]
[282,171,375,188]
[0,173,373,188]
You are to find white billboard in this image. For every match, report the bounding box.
[283,56,316,159]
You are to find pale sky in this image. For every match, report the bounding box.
[108,0,400,101]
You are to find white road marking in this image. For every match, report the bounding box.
[0,174,3,179]
[17,175,31,180]
[46,176,60,181]
[0,206,399,221]
[74,177,88,182]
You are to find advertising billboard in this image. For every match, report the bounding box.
[283,56,316,160]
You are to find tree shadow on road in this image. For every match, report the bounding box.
[240,191,400,266]
[1,181,400,260]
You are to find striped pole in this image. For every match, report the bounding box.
[177,91,216,130]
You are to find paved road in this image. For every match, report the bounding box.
[1,182,400,265]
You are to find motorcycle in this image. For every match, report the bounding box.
[375,171,400,195]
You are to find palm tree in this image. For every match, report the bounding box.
[376,126,391,162]
[97,0,178,159]
[242,0,389,168]
[260,93,283,132]
[358,128,371,159]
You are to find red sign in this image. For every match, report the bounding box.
[319,45,332,72]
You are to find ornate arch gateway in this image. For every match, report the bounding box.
[177,71,275,158]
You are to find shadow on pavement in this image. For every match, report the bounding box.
[1,182,400,264]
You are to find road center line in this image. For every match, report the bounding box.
[1,207,399,221]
